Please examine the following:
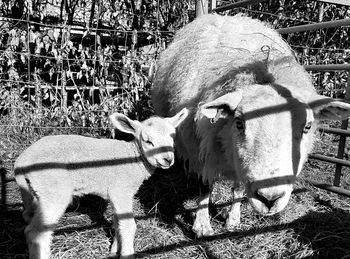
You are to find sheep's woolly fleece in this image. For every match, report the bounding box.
[152,14,316,183]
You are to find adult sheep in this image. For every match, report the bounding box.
[151,14,350,238]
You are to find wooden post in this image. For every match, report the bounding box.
[196,0,208,17]
[318,2,324,22]
[131,30,138,59]
[334,71,350,186]
[33,70,42,120]
[61,70,67,110]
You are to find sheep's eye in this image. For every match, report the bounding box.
[145,140,154,147]
[236,118,245,130]
[303,122,312,134]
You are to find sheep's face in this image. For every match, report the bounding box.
[200,85,350,215]
[138,117,177,169]
[110,108,189,170]
[220,94,315,215]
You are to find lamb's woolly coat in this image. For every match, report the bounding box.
[152,14,316,183]
[15,135,150,202]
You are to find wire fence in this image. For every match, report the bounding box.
[0,1,186,164]
[0,0,349,151]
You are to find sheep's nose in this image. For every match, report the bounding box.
[255,189,285,210]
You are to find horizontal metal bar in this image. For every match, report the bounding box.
[306,179,350,197]
[316,0,350,7]
[304,64,350,71]
[318,126,350,136]
[0,17,173,34]
[277,18,350,34]
[211,0,266,13]
[308,154,350,167]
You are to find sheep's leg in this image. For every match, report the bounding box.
[25,194,70,259]
[192,179,214,237]
[110,195,136,259]
[225,182,245,231]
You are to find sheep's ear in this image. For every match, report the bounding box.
[310,96,350,120]
[166,108,189,128]
[200,91,243,119]
[109,113,142,136]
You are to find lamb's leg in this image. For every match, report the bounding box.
[225,182,245,230]
[110,194,136,259]
[25,194,70,259]
[192,178,214,237]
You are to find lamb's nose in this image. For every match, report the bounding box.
[255,189,285,210]
[163,156,174,166]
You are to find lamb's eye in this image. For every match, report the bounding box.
[303,122,312,134]
[236,118,245,130]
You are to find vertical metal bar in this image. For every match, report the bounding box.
[196,0,208,17]
[27,10,31,104]
[61,0,68,111]
[210,0,216,12]
[334,70,350,186]
[92,0,100,107]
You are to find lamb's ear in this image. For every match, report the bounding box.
[166,108,189,128]
[310,96,350,120]
[109,113,142,136]
[200,91,243,119]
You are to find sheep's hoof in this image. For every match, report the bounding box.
[110,240,118,255]
[225,218,240,232]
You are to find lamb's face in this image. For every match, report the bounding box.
[109,108,189,170]
[138,118,177,169]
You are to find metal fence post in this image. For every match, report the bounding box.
[210,0,216,12]
[196,0,208,17]
[334,70,350,186]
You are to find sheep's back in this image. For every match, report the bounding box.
[152,14,296,115]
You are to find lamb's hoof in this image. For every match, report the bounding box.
[192,221,214,238]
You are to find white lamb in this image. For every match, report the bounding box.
[14,108,188,259]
